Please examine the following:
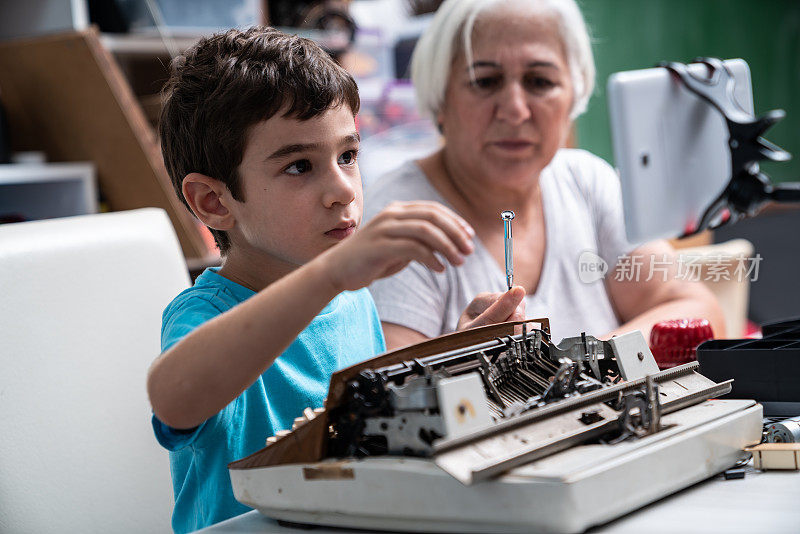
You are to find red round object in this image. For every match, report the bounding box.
[649,318,715,369]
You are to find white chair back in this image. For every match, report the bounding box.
[676,238,755,338]
[0,208,190,533]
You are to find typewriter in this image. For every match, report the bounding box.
[229,320,762,533]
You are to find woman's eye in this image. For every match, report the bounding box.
[284,159,312,175]
[338,150,358,166]
[524,75,556,91]
[471,76,502,90]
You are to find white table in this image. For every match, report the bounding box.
[200,463,800,534]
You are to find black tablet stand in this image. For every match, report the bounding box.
[659,57,800,238]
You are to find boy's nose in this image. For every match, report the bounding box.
[323,167,358,208]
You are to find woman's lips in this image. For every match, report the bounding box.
[325,224,356,240]
[492,140,535,151]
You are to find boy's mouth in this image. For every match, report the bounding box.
[325,221,357,240]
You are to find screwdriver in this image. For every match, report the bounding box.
[501,210,515,290]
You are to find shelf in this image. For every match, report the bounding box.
[100,32,202,57]
[100,27,351,57]
[0,162,97,222]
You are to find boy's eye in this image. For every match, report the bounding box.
[338,149,358,166]
[284,159,312,175]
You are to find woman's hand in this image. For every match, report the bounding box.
[318,201,475,293]
[382,287,527,351]
[456,286,526,331]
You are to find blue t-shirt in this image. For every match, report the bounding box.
[152,268,385,534]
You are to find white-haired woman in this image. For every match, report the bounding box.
[365,0,724,349]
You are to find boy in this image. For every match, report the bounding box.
[148,27,524,533]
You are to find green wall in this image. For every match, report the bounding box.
[576,0,800,183]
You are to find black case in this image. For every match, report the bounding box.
[697,318,800,416]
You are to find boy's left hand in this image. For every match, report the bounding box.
[457,286,526,331]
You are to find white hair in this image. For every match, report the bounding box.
[410,0,595,122]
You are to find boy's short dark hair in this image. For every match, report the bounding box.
[159,27,360,253]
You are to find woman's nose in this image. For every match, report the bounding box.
[323,166,358,208]
[496,82,531,125]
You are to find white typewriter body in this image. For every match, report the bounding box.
[229,325,762,533]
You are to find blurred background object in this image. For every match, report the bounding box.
[672,239,756,338]
[267,0,356,58]
[0,93,10,164]
[0,29,210,258]
[0,162,97,224]
[0,0,90,40]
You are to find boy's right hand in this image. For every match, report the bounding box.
[319,201,475,292]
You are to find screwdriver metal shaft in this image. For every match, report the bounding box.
[501,210,515,290]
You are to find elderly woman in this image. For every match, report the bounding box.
[365,0,724,349]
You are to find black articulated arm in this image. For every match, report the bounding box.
[660,57,798,237]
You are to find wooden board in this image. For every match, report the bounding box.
[0,28,211,259]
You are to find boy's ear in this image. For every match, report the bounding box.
[182,173,235,231]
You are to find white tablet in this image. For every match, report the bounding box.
[607,59,753,243]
